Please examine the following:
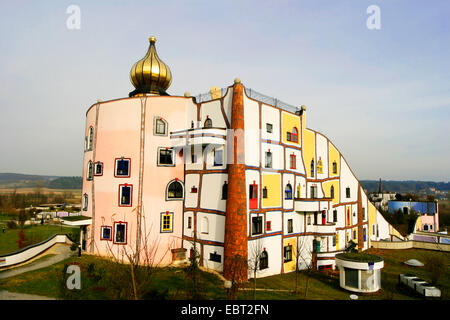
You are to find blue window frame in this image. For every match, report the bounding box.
[285,183,293,200]
[115,158,130,177]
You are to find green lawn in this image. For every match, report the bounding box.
[0,224,80,255]
[0,248,448,300]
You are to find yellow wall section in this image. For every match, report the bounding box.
[283,237,297,272]
[328,142,340,177]
[302,129,315,178]
[262,173,281,207]
[282,112,301,145]
[368,202,377,236]
[336,232,339,251]
[322,180,340,204]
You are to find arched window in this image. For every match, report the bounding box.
[222,181,228,200]
[330,185,335,199]
[332,161,337,174]
[154,117,168,135]
[317,159,323,174]
[285,183,293,200]
[83,194,88,211]
[291,127,298,143]
[166,180,184,200]
[88,126,94,151]
[204,118,212,128]
[87,161,93,180]
[201,216,209,234]
[260,250,268,270]
[311,159,315,177]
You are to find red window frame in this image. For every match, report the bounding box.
[290,154,296,169]
[266,221,272,231]
[291,127,298,143]
[118,184,133,207]
[114,157,131,178]
[113,221,127,245]
[249,181,258,209]
[100,225,112,241]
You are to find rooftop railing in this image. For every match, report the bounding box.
[194,86,300,114]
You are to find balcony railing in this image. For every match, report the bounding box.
[170,127,227,148]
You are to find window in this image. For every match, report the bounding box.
[296,185,301,198]
[187,216,192,229]
[154,117,168,136]
[260,251,268,270]
[330,186,335,199]
[201,217,209,234]
[115,158,130,177]
[287,127,298,143]
[252,216,263,235]
[114,222,127,244]
[363,227,367,241]
[191,186,198,193]
[346,187,351,198]
[424,224,428,231]
[161,212,173,233]
[333,235,336,247]
[372,224,376,235]
[290,154,296,169]
[83,194,88,211]
[266,123,273,133]
[332,161,337,174]
[362,208,366,220]
[285,183,293,200]
[87,161,93,180]
[249,182,258,209]
[265,151,272,168]
[310,159,314,177]
[158,148,174,166]
[222,182,228,200]
[119,184,132,206]
[317,159,323,174]
[100,226,112,240]
[291,127,298,143]
[214,149,223,166]
[353,230,357,240]
[167,180,184,200]
[333,210,338,223]
[209,252,221,263]
[310,185,317,199]
[204,118,212,128]
[88,126,94,151]
[266,221,271,231]
[94,161,103,176]
[263,186,268,199]
[190,146,197,164]
[284,245,292,263]
[287,219,293,233]
[307,216,311,225]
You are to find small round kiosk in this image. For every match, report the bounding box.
[335,253,384,293]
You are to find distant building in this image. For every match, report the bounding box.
[368,179,396,211]
[388,200,439,232]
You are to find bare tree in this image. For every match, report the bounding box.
[227,254,247,300]
[248,238,264,300]
[296,235,314,298]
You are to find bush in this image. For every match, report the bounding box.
[6,220,17,229]
[425,255,446,285]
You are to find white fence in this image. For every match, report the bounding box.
[0,234,73,269]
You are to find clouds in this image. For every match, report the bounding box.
[0,1,448,181]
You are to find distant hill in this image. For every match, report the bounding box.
[0,173,82,189]
[360,180,450,194]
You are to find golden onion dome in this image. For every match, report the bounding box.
[129,36,172,97]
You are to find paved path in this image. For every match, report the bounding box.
[0,290,57,300]
[0,244,75,280]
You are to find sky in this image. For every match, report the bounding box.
[0,0,449,181]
